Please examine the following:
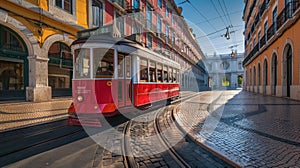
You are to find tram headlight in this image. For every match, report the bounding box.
[77,95,84,102]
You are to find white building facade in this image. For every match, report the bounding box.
[204,53,244,90]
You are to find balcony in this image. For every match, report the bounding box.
[77,24,113,38]
[125,33,141,44]
[267,23,275,41]
[146,20,157,33]
[277,1,300,30]
[260,34,266,47]
[112,0,127,8]
[131,12,145,25]
[259,0,267,16]
[156,32,165,40]
[112,0,129,13]
[126,6,140,13]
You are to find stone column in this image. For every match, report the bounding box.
[26,55,51,102]
[231,74,238,89]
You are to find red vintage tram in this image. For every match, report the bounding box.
[67,27,180,126]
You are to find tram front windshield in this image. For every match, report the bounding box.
[74,48,115,79]
[74,48,90,79]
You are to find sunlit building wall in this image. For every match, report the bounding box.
[243,0,300,99]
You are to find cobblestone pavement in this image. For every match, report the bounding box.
[90,102,231,168]
[175,90,300,167]
[0,98,72,132]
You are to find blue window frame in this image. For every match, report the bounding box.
[158,0,162,8]
[166,6,169,17]
[157,16,162,32]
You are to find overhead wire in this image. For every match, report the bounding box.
[218,0,240,52]
[217,0,231,26]
[185,0,218,31]
[196,27,244,39]
[221,0,233,26]
[209,0,227,27]
[194,10,242,25]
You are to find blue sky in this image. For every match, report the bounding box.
[174,0,245,56]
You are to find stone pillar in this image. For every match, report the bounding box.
[231,74,238,89]
[26,55,51,102]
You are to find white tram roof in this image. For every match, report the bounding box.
[72,35,180,69]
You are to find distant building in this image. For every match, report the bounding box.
[204,53,244,90]
[243,0,300,99]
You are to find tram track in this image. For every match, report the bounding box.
[0,121,87,167]
[154,106,191,168]
[116,92,202,168]
[122,120,139,168]
[0,119,68,144]
[112,91,233,168]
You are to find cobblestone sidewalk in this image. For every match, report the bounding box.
[175,90,300,167]
[0,98,72,132]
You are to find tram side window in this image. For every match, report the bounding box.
[118,53,125,78]
[140,59,148,82]
[173,69,177,83]
[169,68,173,83]
[93,48,114,78]
[163,66,168,82]
[149,61,156,82]
[74,48,90,79]
[157,63,163,82]
[125,56,131,78]
[176,70,180,83]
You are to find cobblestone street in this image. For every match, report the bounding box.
[175,90,300,167]
[0,98,72,132]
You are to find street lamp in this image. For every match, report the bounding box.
[225,27,230,40]
[230,50,235,57]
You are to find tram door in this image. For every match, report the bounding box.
[117,53,132,107]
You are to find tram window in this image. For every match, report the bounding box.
[169,68,173,83]
[74,48,90,79]
[163,66,168,82]
[149,61,156,82]
[173,69,177,82]
[140,59,148,82]
[125,56,131,78]
[157,63,163,82]
[176,70,180,83]
[118,53,125,78]
[93,48,114,78]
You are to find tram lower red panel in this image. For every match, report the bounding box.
[71,80,179,115]
[72,80,118,115]
[133,83,180,106]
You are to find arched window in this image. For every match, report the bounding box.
[1,26,26,53]
[48,42,72,67]
[0,25,28,100]
[48,42,72,97]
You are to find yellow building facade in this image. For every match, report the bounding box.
[0,0,89,101]
[243,0,300,99]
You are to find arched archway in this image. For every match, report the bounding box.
[271,53,278,95]
[48,42,72,97]
[43,34,74,97]
[238,75,243,88]
[258,62,261,93]
[249,68,252,91]
[253,66,256,91]
[0,25,28,100]
[282,44,293,97]
[263,59,268,94]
